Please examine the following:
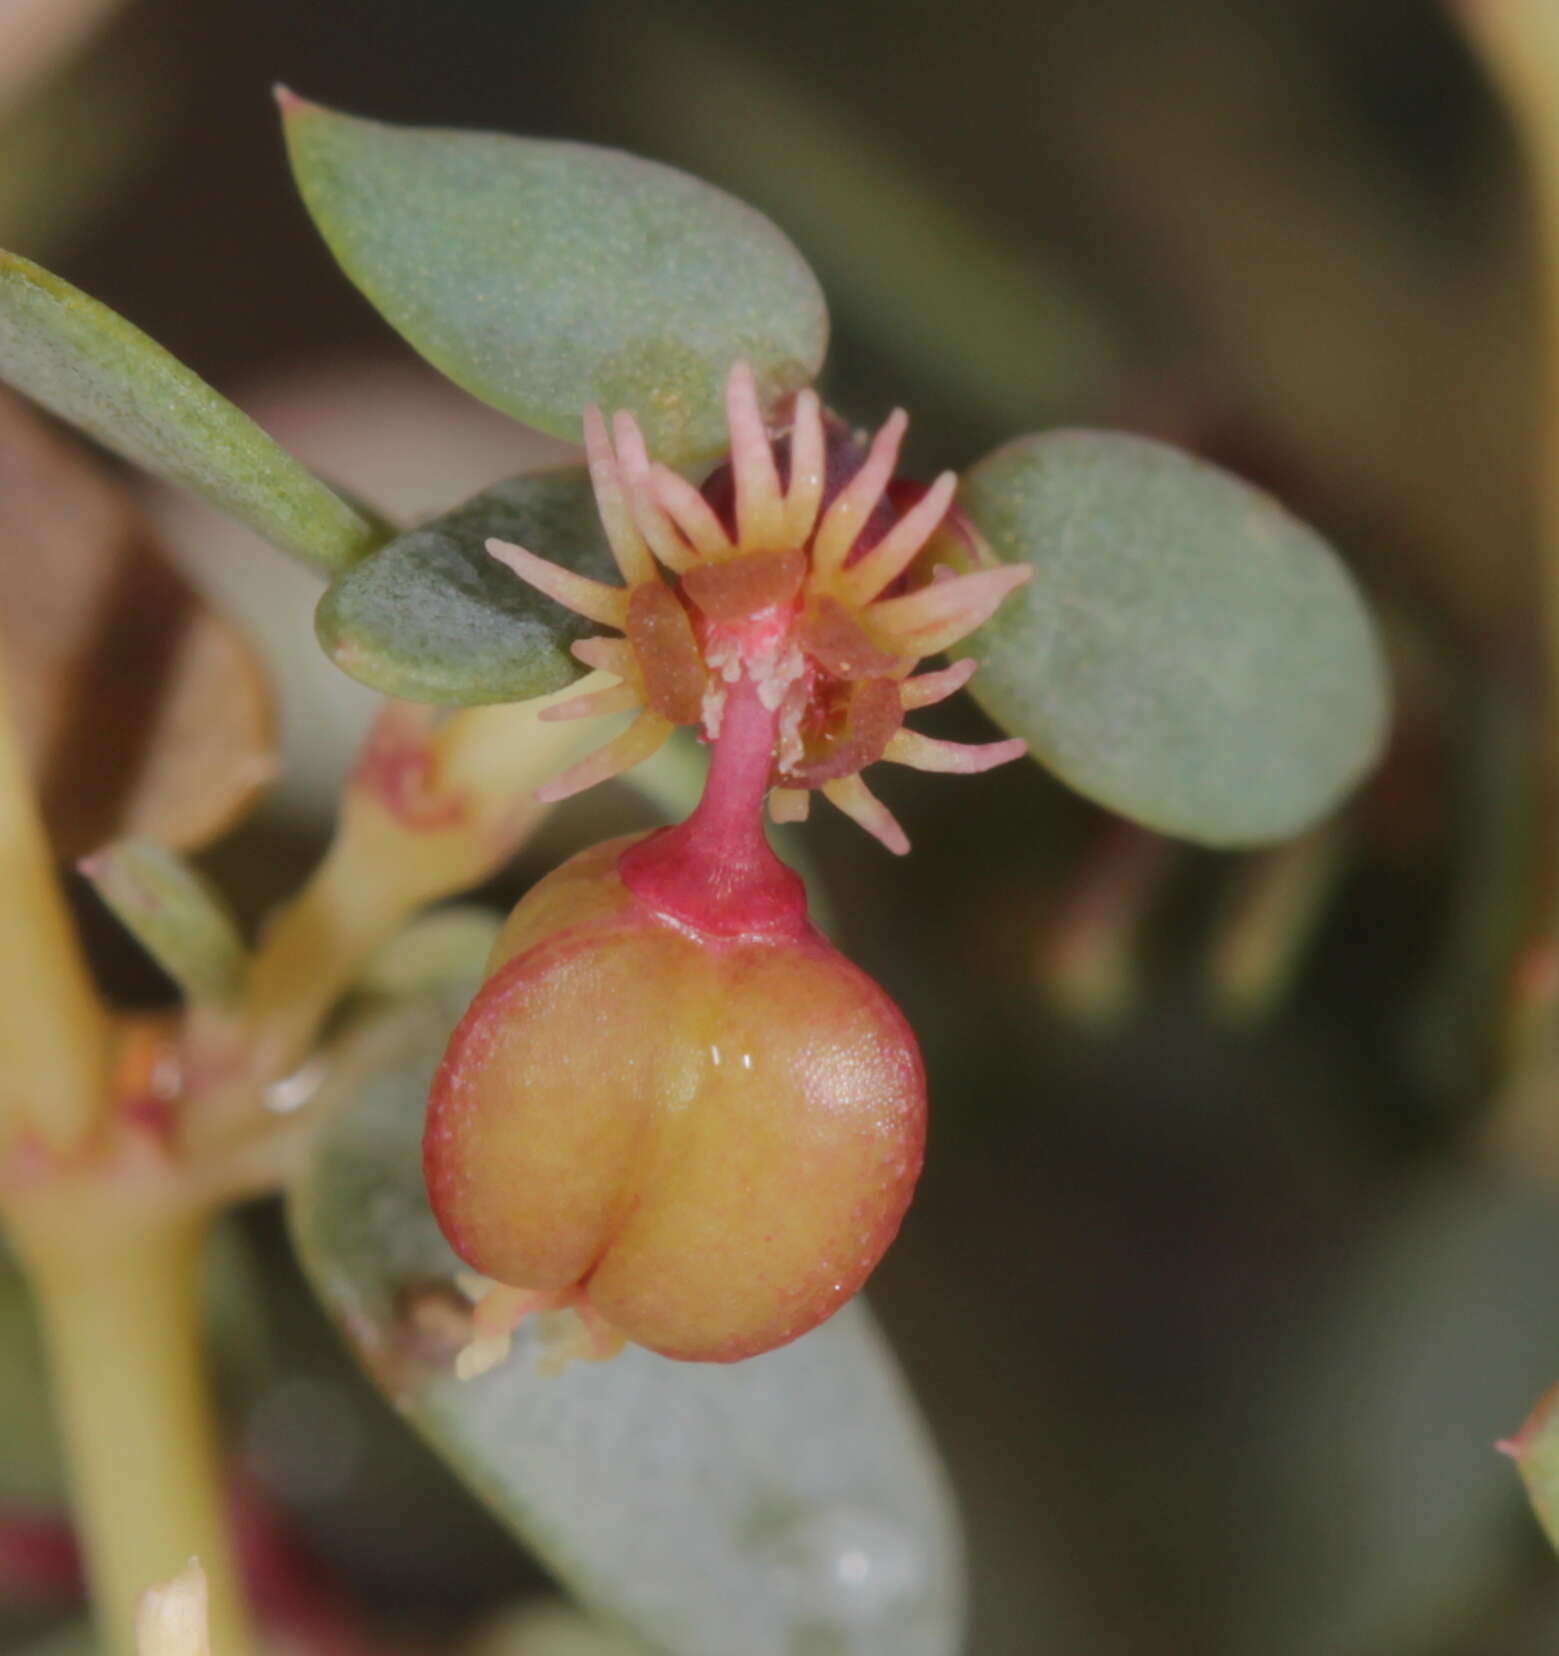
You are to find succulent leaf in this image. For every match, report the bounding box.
[0,251,381,573]
[280,95,828,466]
[289,992,963,1656]
[316,469,619,706]
[961,430,1389,846]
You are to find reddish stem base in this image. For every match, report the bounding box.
[620,677,808,939]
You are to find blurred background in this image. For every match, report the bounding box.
[7,1,1559,1652]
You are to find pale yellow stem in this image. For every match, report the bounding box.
[1205,824,1347,1024]
[1037,824,1169,1029]
[0,642,107,1147]
[193,683,605,1109]
[9,1198,250,1656]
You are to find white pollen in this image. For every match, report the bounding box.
[777,685,808,772]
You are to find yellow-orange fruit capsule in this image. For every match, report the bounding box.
[424,835,925,1364]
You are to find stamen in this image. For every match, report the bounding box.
[812,410,908,578]
[867,564,1031,656]
[650,464,734,558]
[899,658,978,709]
[884,729,1028,773]
[571,636,638,675]
[535,712,674,802]
[487,538,630,629]
[726,360,788,548]
[841,471,958,605]
[769,787,811,823]
[454,1280,623,1379]
[572,1298,629,1363]
[611,411,700,573]
[455,1280,557,1380]
[582,407,657,586]
[821,774,910,855]
[783,388,826,545]
[456,1336,512,1381]
[538,681,643,723]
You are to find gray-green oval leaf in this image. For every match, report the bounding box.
[0,252,381,574]
[962,431,1389,846]
[289,997,964,1656]
[316,468,618,705]
[281,97,828,465]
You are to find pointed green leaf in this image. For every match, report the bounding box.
[962,431,1389,846]
[289,997,964,1656]
[77,838,247,1007]
[316,468,617,705]
[0,251,382,574]
[280,96,828,465]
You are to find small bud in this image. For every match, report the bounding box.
[424,834,925,1364]
[135,1560,209,1656]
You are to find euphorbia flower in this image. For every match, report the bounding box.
[424,364,1031,1371]
[486,361,1030,852]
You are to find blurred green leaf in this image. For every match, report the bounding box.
[0,252,382,574]
[597,14,1121,440]
[316,468,617,706]
[466,1602,648,1656]
[11,1621,95,1656]
[280,96,828,466]
[962,431,1389,846]
[1508,1382,1559,1559]
[1204,823,1347,1025]
[77,838,248,1007]
[0,385,278,862]
[359,905,502,1000]
[0,1243,64,1511]
[289,996,964,1656]
[1217,1173,1559,1655]
[0,29,166,258]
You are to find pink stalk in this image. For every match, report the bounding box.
[620,675,808,938]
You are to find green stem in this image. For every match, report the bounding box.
[1459,0,1559,744]
[14,1198,249,1656]
[1457,1,1559,1065]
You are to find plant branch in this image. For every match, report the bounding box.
[182,688,601,1152]
[7,1183,250,1656]
[0,638,107,1149]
